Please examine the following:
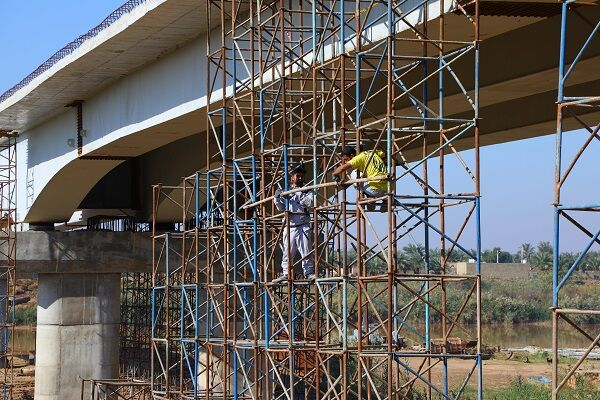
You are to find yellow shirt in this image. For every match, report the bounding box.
[348,150,388,191]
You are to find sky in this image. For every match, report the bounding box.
[0,1,596,253]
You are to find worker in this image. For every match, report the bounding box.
[272,162,315,283]
[332,146,390,209]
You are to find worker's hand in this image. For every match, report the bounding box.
[275,188,291,199]
[333,174,342,184]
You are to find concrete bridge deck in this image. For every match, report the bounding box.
[0,0,598,224]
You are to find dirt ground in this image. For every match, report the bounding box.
[6,356,599,398]
[12,374,34,400]
[404,355,600,391]
[479,359,553,388]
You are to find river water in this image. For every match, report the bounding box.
[13,328,35,353]
[479,323,600,349]
[10,324,600,352]
[411,323,600,349]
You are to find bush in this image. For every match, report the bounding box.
[14,306,36,325]
[561,295,600,324]
[477,376,599,400]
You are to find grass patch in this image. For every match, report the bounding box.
[460,376,600,399]
[14,305,36,325]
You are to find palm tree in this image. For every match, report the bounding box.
[482,247,512,263]
[584,252,600,271]
[402,244,425,273]
[558,252,576,275]
[428,248,442,274]
[537,241,553,255]
[396,251,410,273]
[531,241,553,271]
[519,243,534,263]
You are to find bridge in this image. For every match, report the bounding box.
[0,0,598,398]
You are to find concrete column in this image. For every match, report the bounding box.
[34,273,120,400]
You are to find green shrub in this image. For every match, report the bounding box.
[460,376,600,400]
[14,306,36,325]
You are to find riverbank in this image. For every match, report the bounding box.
[449,273,600,325]
[404,351,600,399]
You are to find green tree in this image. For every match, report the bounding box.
[519,243,535,262]
[429,248,442,274]
[396,251,411,273]
[558,251,577,275]
[584,251,600,271]
[482,247,512,263]
[531,241,553,271]
[402,244,425,273]
[366,252,387,274]
[446,248,468,263]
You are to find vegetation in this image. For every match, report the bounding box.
[338,239,600,325]
[14,305,36,325]
[354,374,600,400]
[462,376,600,399]
[358,241,600,274]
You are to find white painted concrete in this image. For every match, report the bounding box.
[15,33,208,222]
[8,0,459,223]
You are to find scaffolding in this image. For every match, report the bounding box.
[121,271,153,378]
[86,216,153,379]
[0,131,16,400]
[151,178,209,398]
[552,2,600,398]
[80,378,151,400]
[152,0,481,398]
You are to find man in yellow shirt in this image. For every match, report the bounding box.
[332,146,389,200]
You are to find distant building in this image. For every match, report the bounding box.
[449,262,532,279]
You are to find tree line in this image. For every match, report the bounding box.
[352,242,600,274]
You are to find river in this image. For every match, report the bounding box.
[13,328,35,353]
[411,323,600,349]
[480,323,600,349]
[10,323,600,352]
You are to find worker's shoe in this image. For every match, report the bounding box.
[272,274,287,284]
[305,273,316,281]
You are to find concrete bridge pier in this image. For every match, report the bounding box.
[35,273,120,400]
[15,231,154,400]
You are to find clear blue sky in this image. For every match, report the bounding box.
[0,1,596,253]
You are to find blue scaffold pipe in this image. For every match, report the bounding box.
[476,196,481,275]
[553,207,560,307]
[557,1,569,102]
[195,172,200,228]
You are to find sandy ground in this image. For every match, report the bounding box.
[402,356,600,391]
[480,359,553,388]
[12,374,34,400]
[6,357,599,398]
[0,370,35,400]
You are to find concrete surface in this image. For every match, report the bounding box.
[450,262,532,279]
[34,273,120,400]
[9,231,156,273]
